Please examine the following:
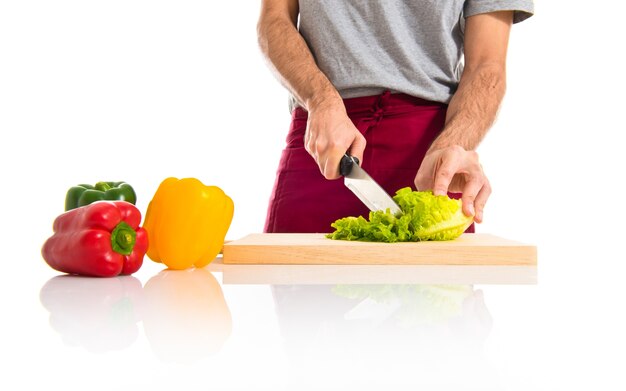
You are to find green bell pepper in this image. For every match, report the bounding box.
[65,182,137,211]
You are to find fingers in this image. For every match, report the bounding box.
[305,110,365,179]
[459,154,490,221]
[413,158,433,191]
[321,147,345,179]
[460,178,482,217]
[414,149,445,192]
[348,132,367,167]
[431,146,464,196]
[320,131,365,179]
[472,179,491,223]
[308,136,353,179]
[415,146,491,222]
[460,177,490,220]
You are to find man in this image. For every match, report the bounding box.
[258,0,534,233]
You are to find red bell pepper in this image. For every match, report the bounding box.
[42,201,148,277]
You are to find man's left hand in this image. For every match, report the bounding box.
[414,145,491,223]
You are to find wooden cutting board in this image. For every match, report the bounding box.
[222,233,536,265]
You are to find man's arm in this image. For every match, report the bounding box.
[257,0,366,178]
[414,11,513,223]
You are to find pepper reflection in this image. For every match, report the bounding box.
[39,275,143,353]
[39,269,232,362]
[142,268,232,363]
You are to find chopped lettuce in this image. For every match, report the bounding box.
[327,187,473,242]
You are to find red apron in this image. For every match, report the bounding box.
[264,91,474,234]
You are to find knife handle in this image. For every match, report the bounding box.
[340,154,360,176]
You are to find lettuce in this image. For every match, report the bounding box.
[327,187,473,242]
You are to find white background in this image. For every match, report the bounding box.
[1,1,625,390]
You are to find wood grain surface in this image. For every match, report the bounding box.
[222,233,537,265]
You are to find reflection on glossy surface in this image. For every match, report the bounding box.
[273,284,491,342]
[210,258,537,285]
[39,275,143,353]
[142,268,232,363]
[39,269,232,363]
[272,284,495,388]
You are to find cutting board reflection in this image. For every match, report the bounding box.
[222,233,536,265]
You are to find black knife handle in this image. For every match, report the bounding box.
[340,154,360,176]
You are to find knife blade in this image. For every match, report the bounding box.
[339,154,402,215]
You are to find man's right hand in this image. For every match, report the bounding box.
[258,0,365,179]
[304,100,366,179]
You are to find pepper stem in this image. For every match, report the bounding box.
[95,181,112,192]
[110,221,136,255]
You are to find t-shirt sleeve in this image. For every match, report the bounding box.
[464,0,534,24]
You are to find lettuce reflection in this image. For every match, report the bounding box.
[272,284,492,347]
[272,284,495,389]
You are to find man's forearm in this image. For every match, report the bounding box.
[257,9,342,111]
[430,63,506,151]
[257,2,366,179]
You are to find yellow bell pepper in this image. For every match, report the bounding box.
[143,177,234,270]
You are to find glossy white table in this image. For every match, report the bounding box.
[10,239,623,391]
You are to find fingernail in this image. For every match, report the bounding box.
[468,203,475,216]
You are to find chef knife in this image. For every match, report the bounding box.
[339,154,402,215]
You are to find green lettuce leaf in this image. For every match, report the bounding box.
[327,187,473,242]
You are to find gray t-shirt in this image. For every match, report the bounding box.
[292,0,534,110]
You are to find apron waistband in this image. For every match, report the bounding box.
[293,92,447,120]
